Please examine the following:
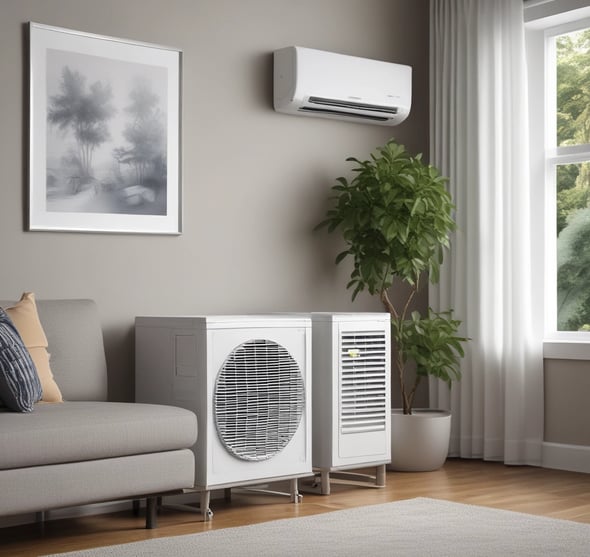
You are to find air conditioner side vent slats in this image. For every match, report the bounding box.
[339,330,388,434]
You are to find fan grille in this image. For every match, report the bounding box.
[214,339,305,461]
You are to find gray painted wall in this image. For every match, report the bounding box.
[0,0,430,404]
[544,360,590,446]
[5,1,585,454]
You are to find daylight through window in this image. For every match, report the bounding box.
[553,27,590,331]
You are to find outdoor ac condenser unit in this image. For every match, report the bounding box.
[135,314,312,520]
[273,46,411,126]
[309,312,391,494]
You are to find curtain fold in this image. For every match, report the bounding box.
[429,0,544,465]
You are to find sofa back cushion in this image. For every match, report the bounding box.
[0,299,108,401]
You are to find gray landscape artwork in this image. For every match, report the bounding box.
[45,48,168,215]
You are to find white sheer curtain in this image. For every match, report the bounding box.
[429,0,544,465]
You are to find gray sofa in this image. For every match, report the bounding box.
[0,299,198,529]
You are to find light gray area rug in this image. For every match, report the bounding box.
[46,497,590,556]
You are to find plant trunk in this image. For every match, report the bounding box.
[405,374,422,415]
[381,289,408,412]
[380,289,397,319]
[395,355,410,414]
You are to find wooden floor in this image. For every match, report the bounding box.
[1,459,589,557]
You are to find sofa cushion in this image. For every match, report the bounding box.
[0,309,42,412]
[35,300,108,401]
[4,293,63,403]
[0,401,198,469]
[0,299,110,402]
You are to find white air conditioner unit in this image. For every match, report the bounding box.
[273,46,411,126]
[309,313,391,494]
[135,315,312,520]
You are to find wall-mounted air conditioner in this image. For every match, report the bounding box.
[273,46,411,126]
[309,312,391,494]
[135,314,312,520]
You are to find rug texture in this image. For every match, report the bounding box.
[45,497,590,556]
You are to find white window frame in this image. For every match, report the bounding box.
[525,3,590,359]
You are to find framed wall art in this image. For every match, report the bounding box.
[28,22,182,234]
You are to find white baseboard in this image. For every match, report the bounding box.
[542,442,590,473]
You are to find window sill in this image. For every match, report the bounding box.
[544,341,590,360]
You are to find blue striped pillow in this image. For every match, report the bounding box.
[0,308,42,412]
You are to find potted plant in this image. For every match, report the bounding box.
[316,139,467,471]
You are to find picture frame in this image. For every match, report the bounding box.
[28,22,182,234]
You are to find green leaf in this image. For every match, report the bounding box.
[335,251,349,264]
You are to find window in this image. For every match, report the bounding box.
[527,9,590,343]
[526,2,590,355]
[552,27,590,332]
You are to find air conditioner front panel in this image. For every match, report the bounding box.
[274,46,411,126]
[310,313,391,470]
[203,324,311,488]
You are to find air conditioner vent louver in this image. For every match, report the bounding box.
[308,96,399,115]
[298,107,389,122]
[340,331,388,435]
[214,339,305,462]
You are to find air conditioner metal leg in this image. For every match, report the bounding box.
[290,478,303,503]
[376,464,386,488]
[200,489,213,521]
[305,464,388,495]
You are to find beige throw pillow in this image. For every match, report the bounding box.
[5,292,63,402]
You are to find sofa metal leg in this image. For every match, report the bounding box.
[35,511,46,535]
[320,470,331,495]
[146,496,157,529]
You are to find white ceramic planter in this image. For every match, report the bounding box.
[388,409,451,472]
